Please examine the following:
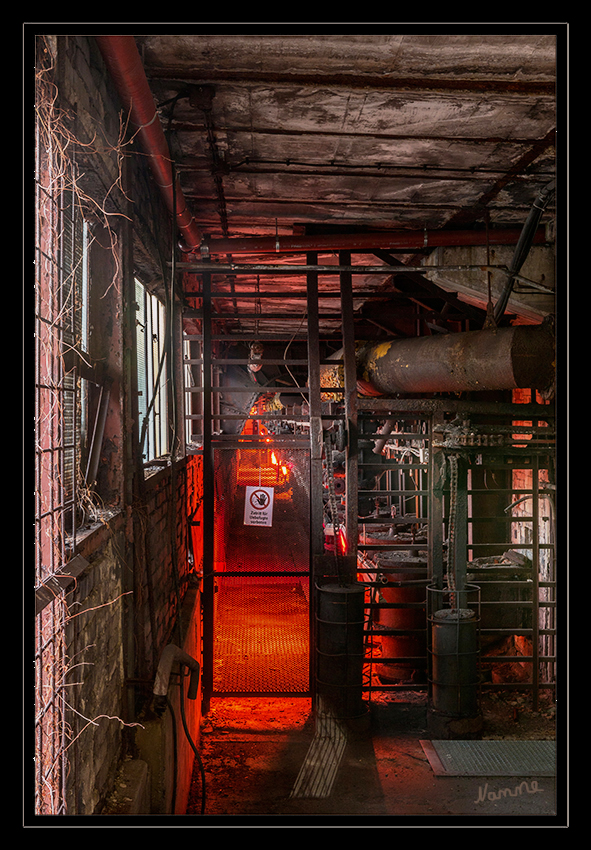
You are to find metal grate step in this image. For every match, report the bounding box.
[420,739,556,776]
[214,584,310,694]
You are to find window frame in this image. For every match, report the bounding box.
[135,278,171,465]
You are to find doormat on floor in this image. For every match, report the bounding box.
[419,740,556,777]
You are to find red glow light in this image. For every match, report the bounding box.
[338,528,347,555]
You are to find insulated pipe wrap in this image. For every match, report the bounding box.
[354,323,555,397]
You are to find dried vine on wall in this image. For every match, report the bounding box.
[34,36,140,816]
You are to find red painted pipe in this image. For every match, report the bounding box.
[200,227,547,256]
[95,35,202,251]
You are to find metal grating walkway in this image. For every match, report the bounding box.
[212,447,311,696]
[420,739,556,776]
[214,583,310,694]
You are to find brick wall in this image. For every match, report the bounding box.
[35,35,197,815]
[142,462,194,657]
[61,456,204,814]
[64,522,128,815]
[133,455,204,813]
[131,456,203,669]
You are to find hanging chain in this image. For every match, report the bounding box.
[255,275,260,340]
[447,453,459,609]
[325,434,344,580]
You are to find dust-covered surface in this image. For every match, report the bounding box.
[186,697,315,817]
[185,690,562,822]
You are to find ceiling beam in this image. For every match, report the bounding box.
[144,68,555,96]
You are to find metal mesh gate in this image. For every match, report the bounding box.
[212,446,311,694]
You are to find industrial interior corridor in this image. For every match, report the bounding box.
[32,32,564,824]
[210,445,311,697]
[183,444,560,822]
[212,498,311,695]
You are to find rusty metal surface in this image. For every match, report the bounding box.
[353,323,555,396]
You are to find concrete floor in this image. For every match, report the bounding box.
[183,690,564,827]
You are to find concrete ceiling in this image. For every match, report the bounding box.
[133,32,558,335]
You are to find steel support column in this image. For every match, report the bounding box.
[307,253,324,699]
[307,253,324,567]
[201,272,214,711]
[340,251,358,579]
[429,412,446,591]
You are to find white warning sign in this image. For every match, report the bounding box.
[243,486,275,527]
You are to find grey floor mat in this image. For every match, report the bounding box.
[420,739,556,776]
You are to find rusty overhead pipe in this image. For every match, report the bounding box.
[198,227,548,257]
[95,35,203,252]
[324,321,555,399]
[95,38,555,400]
[493,180,556,323]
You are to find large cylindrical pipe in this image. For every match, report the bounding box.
[199,227,546,257]
[353,322,555,397]
[95,35,202,252]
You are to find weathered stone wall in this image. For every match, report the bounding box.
[40,34,199,815]
[64,524,128,815]
[141,460,197,661]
